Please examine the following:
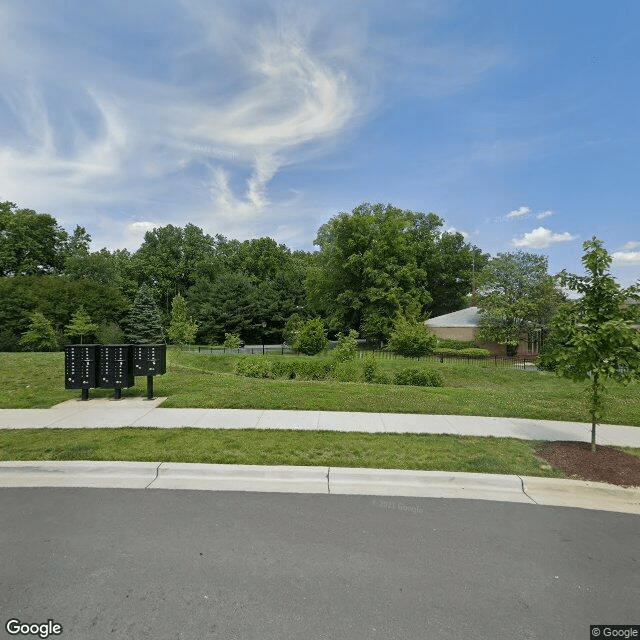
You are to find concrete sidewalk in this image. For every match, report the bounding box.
[1,396,640,447]
[1,398,639,514]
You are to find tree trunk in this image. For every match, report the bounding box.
[590,373,598,452]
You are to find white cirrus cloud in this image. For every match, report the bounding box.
[536,210,554,220]
[511,226,576,249]
[505,206,530,220]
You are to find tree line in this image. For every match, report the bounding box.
[1,200,490,350]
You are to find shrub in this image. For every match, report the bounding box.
[387,316,438,358]
[223,333,242,350]
[294,318,328,355]
[270,358,335,380]
[361,353,383,383]
[434,347,491,358]
[394,367,444,387]
[436,339,478,350]
[331,329,359,362]
[234,357,273,378]
[333,360,362,382]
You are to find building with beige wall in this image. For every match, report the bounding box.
[425,307,540,356]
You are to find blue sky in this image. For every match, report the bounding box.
[1,0,639,285]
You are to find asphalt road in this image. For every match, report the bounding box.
[1,489,638,640]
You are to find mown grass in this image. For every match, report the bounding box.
[1,349,640,426]
[0,427,570,478]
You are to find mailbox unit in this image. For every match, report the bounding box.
[65,344,100,394]
[98,344,134,391]
[132,344,167,376]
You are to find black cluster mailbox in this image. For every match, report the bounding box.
[64,344,167,400]
[98,345,134,399]
[132,345,166,399]
[65,344,100,401]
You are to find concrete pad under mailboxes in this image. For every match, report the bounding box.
[151,463,328,493]
[317,411,386,432]
[0,461,158,488]
[521,476,640,514]
[329,467,533,502]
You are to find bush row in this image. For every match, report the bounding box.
[233,356,444,387]
[433,347,491,358]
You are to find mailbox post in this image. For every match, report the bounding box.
[65,344,100,401]
[98,344,134,399]
[132,344,167,399]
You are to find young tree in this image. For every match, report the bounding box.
[547,238,640,451]
[64,306,99,344]
[19,312,59,351]
[223,333,242,350]
[167,294,198,346]
[124,284,165,344]
[476,251,564,356]
[387,315,438,358]
[331,330,359,362]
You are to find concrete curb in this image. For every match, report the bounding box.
[0,461,638,514]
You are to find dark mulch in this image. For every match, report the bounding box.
[535,441,640,487]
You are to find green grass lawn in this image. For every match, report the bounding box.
[1,350,639,478]
[2,349,640,426]
[0,427,569,478]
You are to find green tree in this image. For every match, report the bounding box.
[476,251,564,356]
[294,318,328,355]
[308,202,485,343]
[546,238,640,451]
[0,202,69,276]
[223,333,242,350]
[64,306,99,344]
[282,313,304,346]
[387,315,438,358]
[96,321,124,344]
[124,284,165,344]
[19,312,59,351]
[331,330,359,362]
[167,294,198,346]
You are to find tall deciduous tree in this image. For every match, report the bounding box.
[476,251,564,355]
[308,202,485,343]
[0,202,68,276]
[124,284,165,344]
[546,238,640,451]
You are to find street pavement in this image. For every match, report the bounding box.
[1,398,639,514]
[1,488,638,640]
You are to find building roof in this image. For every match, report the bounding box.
[425,306,481,328]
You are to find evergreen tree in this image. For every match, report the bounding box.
[124,284,165,344]
[19,312,59,351]
[64,306,99,344]
[167,294,198,346]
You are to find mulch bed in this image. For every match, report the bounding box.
[535,441,640,487]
